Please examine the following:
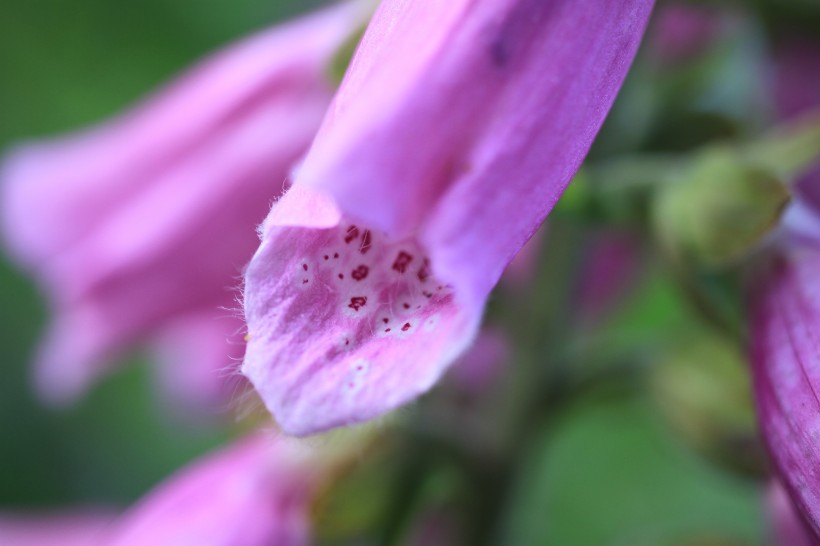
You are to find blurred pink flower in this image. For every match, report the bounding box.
[773,37,820,123]
[767,481,815,546]
[400,508,460,546]
[575,230,642,323]
[773,36,820,212]
[647,3,724,64]
[0,2,368,409]
[0,511,114,546]
[448,327,510,397]
[103,434,323,546]
[242,0,653,435]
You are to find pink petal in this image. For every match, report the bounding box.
[243,0,653,435]
[751,242,820,539]
[1,1,369,405]
[105,434,320,546]
[0,511,114,546]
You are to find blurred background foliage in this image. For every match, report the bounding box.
[1,0,819,544]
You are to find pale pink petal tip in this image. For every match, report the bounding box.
[243,187,481,436]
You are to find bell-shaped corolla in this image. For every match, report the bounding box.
[243,0,654,435]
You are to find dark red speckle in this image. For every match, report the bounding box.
[401,322,411,332]
[302,263,308,271]
[351,265,369,281]
[348,296,367,311]
[344,226,360,243]
[417,258,431,281]
[393,251,413,273]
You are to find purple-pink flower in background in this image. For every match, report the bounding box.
[448,327,510,397]
[646,3,724,64]
[0,1,368,409]
[103,434,325,546]
[574,230,642,323]
[242,0,654,435]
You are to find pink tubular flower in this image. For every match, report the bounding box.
[102,434,324,546]
[0,2,369,407]
[243,0,654,435]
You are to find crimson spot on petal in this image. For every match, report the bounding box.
[351,265,369,281]
[344,225,360,243]
[348,296,367,311]
[393,251,413,273]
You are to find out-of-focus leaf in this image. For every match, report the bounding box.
[500,393,763,546]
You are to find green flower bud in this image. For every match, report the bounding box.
[649,331,764,477]
[653,147,790,268]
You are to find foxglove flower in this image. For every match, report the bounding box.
[1,1,368,407]
[103,434,324,546]
[243,0,653,435]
